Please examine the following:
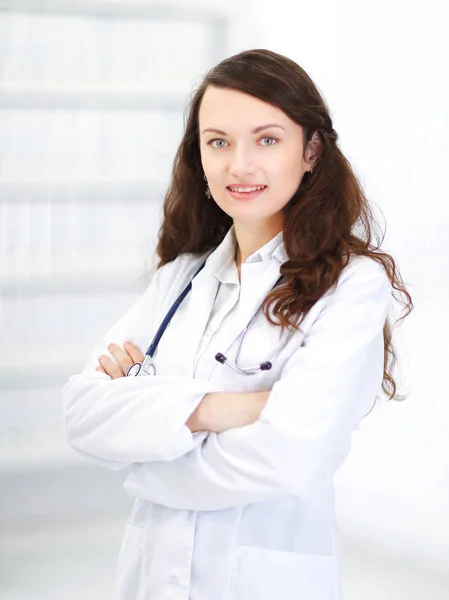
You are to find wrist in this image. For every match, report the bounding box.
[186,390,270,434]
[185,397,206,433]
[186,393,216,433]
[250,390,270,420]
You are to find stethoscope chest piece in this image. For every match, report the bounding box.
[127,355,156,377]
[127,363,142,377]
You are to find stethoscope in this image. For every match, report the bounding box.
[126,255,294,377]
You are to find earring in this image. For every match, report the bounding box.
[204,173,211,199]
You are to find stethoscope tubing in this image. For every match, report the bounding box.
[126,256,287,377]
[127,256,210,377]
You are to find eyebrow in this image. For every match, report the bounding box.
[201,123,285,135]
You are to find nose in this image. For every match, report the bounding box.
[229,145,256,178]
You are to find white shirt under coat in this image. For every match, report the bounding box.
[194,228,283,375]
[62,225,392,600]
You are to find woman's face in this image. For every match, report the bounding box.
[198,86,312,231]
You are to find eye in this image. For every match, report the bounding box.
[208,139,229,149]
[259,136,278,146]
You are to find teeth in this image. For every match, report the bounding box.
[229,186,265,192]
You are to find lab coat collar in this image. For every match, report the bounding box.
[191,225,289,380]
[211,228,239,285]
[206,225,288,285]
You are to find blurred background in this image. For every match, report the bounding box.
[0,0,448,598]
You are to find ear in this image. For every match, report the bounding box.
[304,130,323,170]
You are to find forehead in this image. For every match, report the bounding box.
[198,86,293,130]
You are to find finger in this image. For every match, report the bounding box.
[123,341,145,364]
[98,355,124,379]
[107,343,134,376]
[95,366,107,374]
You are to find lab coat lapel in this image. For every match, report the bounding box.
[169,265,220,377]
[194,259,283,381]
[170,229,235,377]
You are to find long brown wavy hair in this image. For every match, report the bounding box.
[155,49,413,401]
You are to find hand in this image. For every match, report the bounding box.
[187,391,270,433]
[96,341,145,379]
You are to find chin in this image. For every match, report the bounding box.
[215,199,284,225]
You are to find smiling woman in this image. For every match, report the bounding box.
[62,48,413,600]
[199,89,314,248]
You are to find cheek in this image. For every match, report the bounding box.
[201,154,225,183]
[272,153,304,190]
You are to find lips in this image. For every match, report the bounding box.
[226,185,267,201]
[227,185,267,193]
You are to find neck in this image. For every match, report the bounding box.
[234,218,284,267]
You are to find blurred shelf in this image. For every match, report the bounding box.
[0,0,228,24]
[0,434,84,474]
[1,359,90,390]
[0,269,151,295]
[0,180,166,202]
[0,451,132,534]
[0,87,188,111]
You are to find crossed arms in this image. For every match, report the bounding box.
[62,256,392,510]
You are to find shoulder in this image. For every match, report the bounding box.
[143,250,209,296]
[340,253,391,290]
[299,254,391,331]
[329,254,393,319]
[159,250,210,280]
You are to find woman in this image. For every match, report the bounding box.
[62,49,413,600]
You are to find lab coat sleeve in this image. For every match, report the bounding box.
[123,256,393,509]
[62,258,216,471]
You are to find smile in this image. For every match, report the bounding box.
[227,185,267,193]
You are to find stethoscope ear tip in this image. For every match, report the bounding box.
[260,362,272,371]
[215,353,226,364]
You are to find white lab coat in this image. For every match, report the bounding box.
[62,227,392,600]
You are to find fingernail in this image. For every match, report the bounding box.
[108,343,116,350]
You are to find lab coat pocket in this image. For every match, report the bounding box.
[116,523,144,600]
[228,545,333,600]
